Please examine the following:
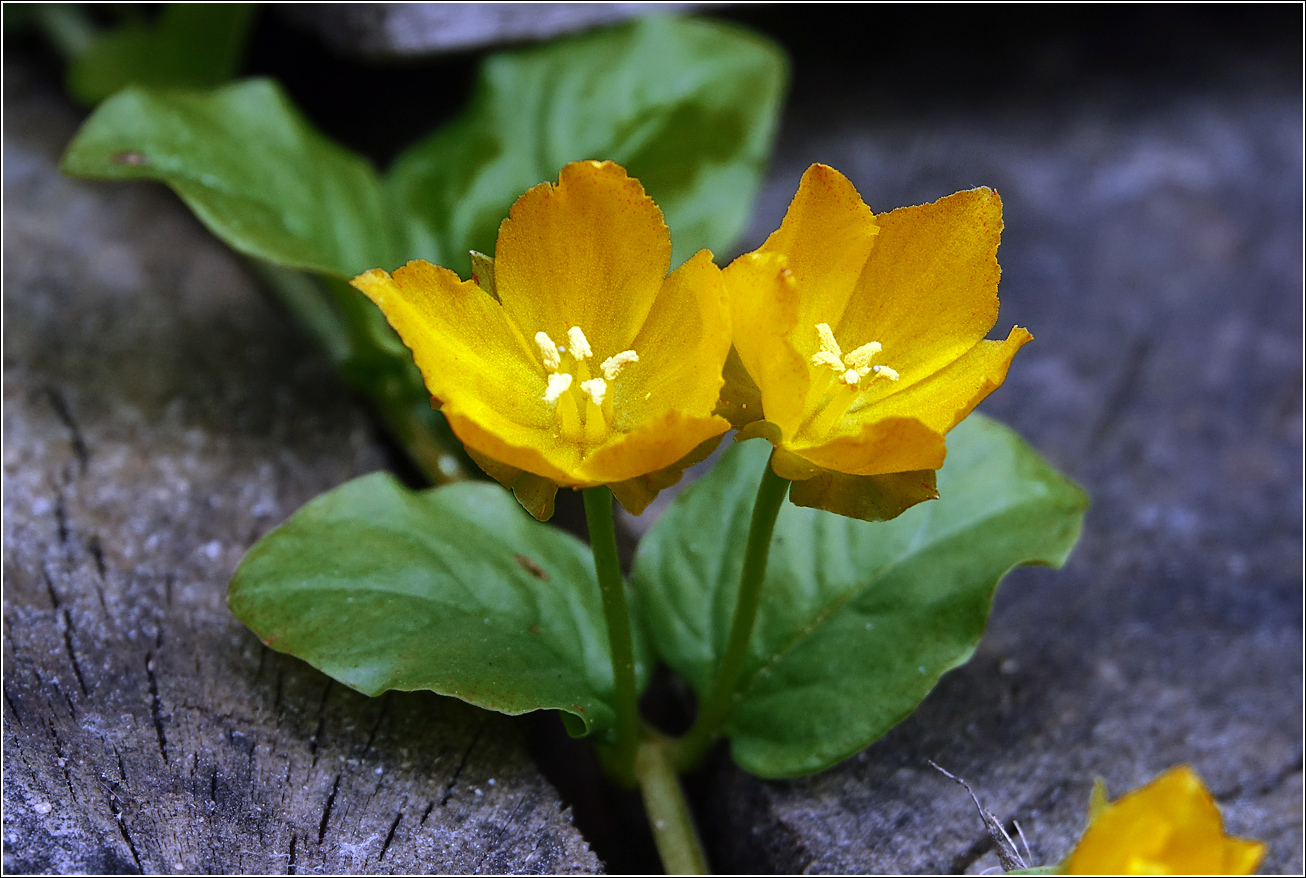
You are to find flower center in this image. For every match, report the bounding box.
[804,322,898,435]
[535,325,639,444]
[809,322,899,387]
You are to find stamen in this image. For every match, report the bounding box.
[845,342,882,369]
[815,323,842,359]
[842,369,862,387]
[811,351,844,370]
[535,332,561,371]
[873,365,900,382]
[601,350,639,380]
[580,378,607,406]
[543,372,573,403]
[567,326,593,360]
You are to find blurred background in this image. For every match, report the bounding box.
[5,4,1301,874]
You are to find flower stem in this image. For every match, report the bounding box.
[636,735,709,875]
[582,486,640,786]
[672,455,790,771]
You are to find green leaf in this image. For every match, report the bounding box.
[61,78,403,278]
[67,4,256,106]
[229,474,652,741]
[387,14,788,275]
[633,415,1088,777]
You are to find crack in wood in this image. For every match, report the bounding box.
[318,773,341,844]
[287,832,297,874]
[88,536,107,580]
[60,609,89,697]
[3,685,24,727]
[41,568,61,610]
[145,651,169,765]
[378,811,403,862]
[419,800,435,826]
[46,386,90,474]
[439,731,481,807]
[308,680,333,768]
[360,696,390,758]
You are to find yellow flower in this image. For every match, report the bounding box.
[352,161,731,520]
[719,164,1032,520]
[1064,765,1266,875]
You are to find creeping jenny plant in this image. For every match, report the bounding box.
[353,161,732,521]
[231,161,1088,872]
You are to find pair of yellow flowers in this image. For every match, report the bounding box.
[353,160,1031,520]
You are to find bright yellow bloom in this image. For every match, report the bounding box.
[352,161,732,520]
[1064,765,1266,875]
[720,164,1031,520]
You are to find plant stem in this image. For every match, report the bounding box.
[636,735,709,875]
[673,456,789,771]
[582,486,640,786]
[29,3,98,62]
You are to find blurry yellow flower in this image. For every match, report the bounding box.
[1064,765,1265,875]
[719,164,1031,520]
[353,161,731,520]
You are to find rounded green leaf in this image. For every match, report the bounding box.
[633,415,1088,777]
[60,78,402,278]
[387,14,789,275]
[229,474,650,742]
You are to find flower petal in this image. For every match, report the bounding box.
[852,326,1032,435]
[351,261,547,433]
[618,249,730,430]
[789,416,948,477]
[722,251,809,435]
[789,466,938,522]
[837,187,1003,385]
[580,409,730,485]
[758,163,879,334]
[494,160,670,354]
[608,432,724,516]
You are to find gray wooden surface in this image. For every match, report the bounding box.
[692,18,1303,875]
[1,61,600,875]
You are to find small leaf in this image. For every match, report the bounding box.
[61,78,403,278]
[387,14,788,275]
[229,474,651,741]
[67,4,256,106]
[633,415,1088,777]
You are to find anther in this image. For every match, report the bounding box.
[815,323,842,359]
[845,342,882,369]
[873,365,900,382]
[580,378,607,406]
[601,350,639,380]
[543,372,573,403]
[567,326,593,360]
[535,332,561,371]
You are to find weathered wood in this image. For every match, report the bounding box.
[1,61,600,875]
[692,12,1303,874]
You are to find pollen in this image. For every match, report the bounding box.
[535,332,561,371]
[535,324,640,443]
[601,350,639,380]
[810,323,897,388]
[567,326,593,360]
[543,372,573,403]
[580,378,607,406]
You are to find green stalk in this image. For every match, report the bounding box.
[582,486,640,786]
[672,455,789,771]
[29,3,98,61]
[636,735,709,874]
